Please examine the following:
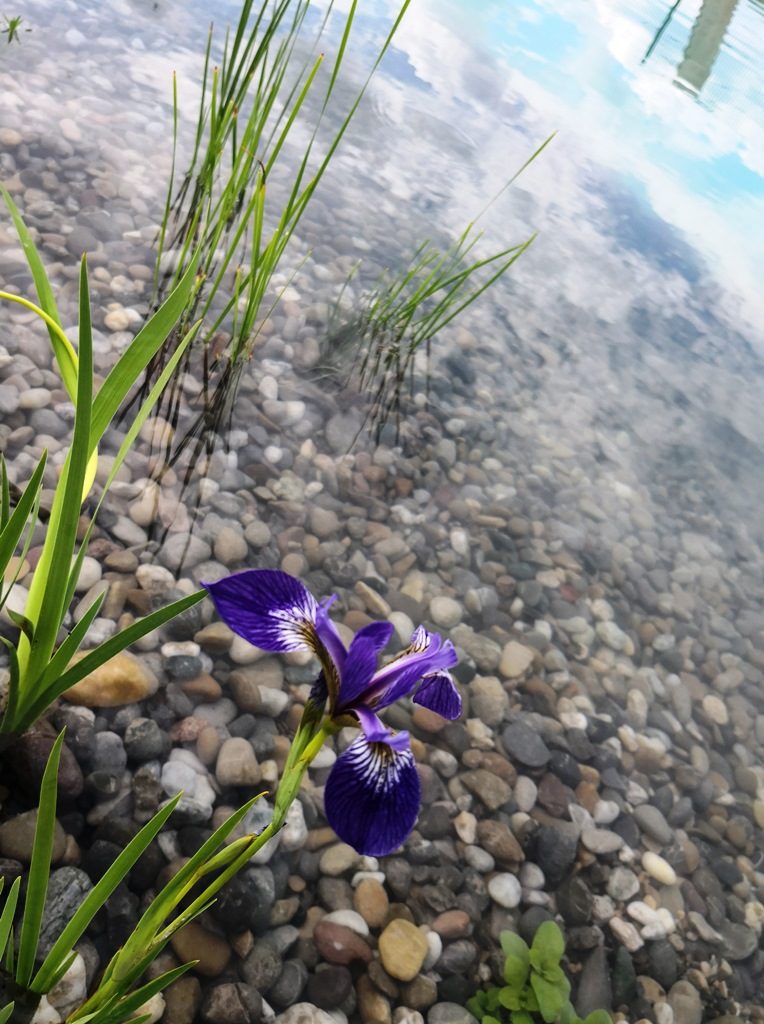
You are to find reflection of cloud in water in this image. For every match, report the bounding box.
[380,0,763,332]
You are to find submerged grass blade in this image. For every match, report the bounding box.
[16,733,65,987]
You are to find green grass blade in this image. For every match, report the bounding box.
[33,590,106,698]
[90,253,199,450]
[0,186,77,402]
[0,1004,14,1024]
[0,457,9,531]
[32,795,182,994]
[90,963,194,1024]
[0,453,47,574]
[0,877,20,961]
[16,732,64,987]
[24,259,93,686]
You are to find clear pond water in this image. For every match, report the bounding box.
[1,0,764,1021]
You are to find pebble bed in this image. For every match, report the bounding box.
[2,4,764,1024]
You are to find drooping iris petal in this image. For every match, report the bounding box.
[203,570,319,651]
[361,628,458,711]
[337,638,380,710]
[336,622,395,709]
[324,721,420,856]
[316,596,347,674]
[413,670,462,720]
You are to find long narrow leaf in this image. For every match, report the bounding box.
[0,453,47,574]
[0,877,20,961]
[0,187,77,402]
[24,259,93,686]
[16,733,65,987]
[32,795,183,993]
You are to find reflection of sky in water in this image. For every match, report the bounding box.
[374,0,764,331]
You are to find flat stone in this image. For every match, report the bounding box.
[633,805,674,845]
[64,651,157,707]
[500,641,535,678]
[379,919,429,981]
[216,738,261,788]
[313,920,372,965]
[502,722,550,768]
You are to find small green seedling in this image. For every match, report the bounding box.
[467,921,612,1024]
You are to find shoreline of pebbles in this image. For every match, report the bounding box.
[3,3,764,1024]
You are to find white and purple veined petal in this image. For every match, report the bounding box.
[203,569,344,701]
[323,707,421,856]
[358,626,458,712]
[203,570,320,650]
[413,670,462,720]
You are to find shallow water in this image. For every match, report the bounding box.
[2,0,764,1021]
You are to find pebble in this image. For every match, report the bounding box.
[64,652,158,707]
[487,873,522,908]
[216,738,261,787]
[642,852,678,885]
[500,641,535,678]
[429,596,462,629]
[379,920,429,981]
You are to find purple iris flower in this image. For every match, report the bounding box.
[203,569,461,856]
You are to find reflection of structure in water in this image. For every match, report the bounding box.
[674,0,739,94]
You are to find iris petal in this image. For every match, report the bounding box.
[324,728,420,856]
[413,670,462,720]
[361,628,458,711]
[338,638,380,710]
[316,596,347,674]
[203,570,319,651]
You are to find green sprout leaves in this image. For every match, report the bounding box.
[468,922,612,1024]
[0,191,206,740]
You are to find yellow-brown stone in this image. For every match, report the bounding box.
[64,651,157,707]
[378,919,428,981]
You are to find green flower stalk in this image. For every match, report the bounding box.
[0,699,335,1024]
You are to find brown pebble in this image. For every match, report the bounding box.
[170,716,208,743]
[378,919,428,982]
[163,976,202,1024]
[313,920,373,965]
[196,726,223,766]
[180,674,223,702]
[412,705,445,733]
[477,820,524,865]
[170,921,231,976]
[401,975,438,1010]
[479,751,518,785]
[357,974,392,1024]
[354,878,389,929]
[431,909,472,939]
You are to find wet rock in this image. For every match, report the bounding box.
[535,826,578,887]
[64,652,158,706]
[201,983,263,1024]
[313,920,372,965]
[576,945,612,1017]
[306,966,353,1010]
[39,868,92,956]
[379,919,429,981]
[501,721,550,768]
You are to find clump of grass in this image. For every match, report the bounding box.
[320,134,555,442]
[136,0,411,474]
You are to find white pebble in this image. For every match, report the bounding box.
[642,851,677,885]
[488,872,522,908]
